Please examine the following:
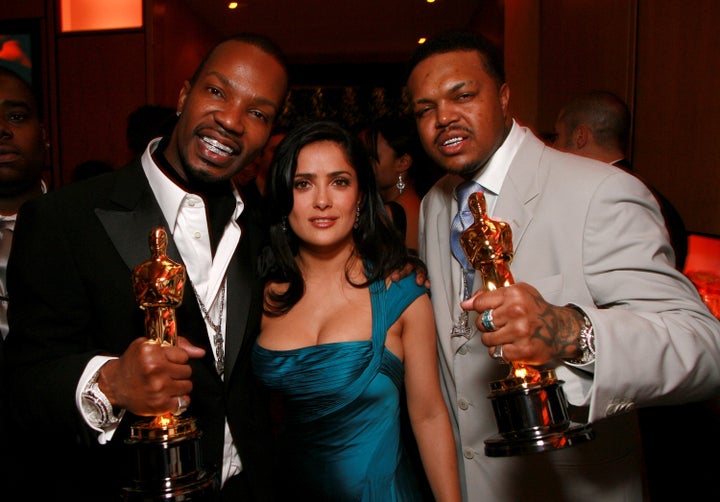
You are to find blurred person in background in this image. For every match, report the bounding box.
[553,90,687,270]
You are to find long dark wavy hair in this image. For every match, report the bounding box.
[262,120,411,316]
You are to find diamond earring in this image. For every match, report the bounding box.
[396,174,406,194]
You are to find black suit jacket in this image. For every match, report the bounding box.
[2,159,274,500]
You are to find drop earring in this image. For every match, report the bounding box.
[354,206,360,229]
[396,174,406,194]
[281,216,288,233]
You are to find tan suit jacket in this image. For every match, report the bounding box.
[419,129,720,501]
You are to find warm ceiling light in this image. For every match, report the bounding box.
[418,37,427,44]
[228,2,238,8]
[427,0,436,3]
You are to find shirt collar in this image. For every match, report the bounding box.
[140,137,245,230]
[471,119,525,196]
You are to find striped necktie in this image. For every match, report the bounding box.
[450,180,482,299]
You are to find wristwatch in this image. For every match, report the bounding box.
[81,374,121,428]
[564,305,596,365]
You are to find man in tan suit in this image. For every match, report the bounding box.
[407,31,720,501]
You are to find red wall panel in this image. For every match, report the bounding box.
[56,31,146,180]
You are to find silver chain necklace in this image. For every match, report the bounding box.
[192,279,226,376]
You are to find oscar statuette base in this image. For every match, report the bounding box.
[122,415,219,501]
[484,368,594,457]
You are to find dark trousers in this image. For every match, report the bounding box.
[221,471,251,501]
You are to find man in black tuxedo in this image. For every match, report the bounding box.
[3,33,289,500]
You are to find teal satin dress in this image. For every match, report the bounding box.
[252,274,429,501]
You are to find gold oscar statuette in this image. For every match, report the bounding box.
[460,192,594,457]
[122,227,219,500]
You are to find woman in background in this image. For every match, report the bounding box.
[361,115,440,253]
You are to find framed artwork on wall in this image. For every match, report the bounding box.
[0,18,42,103]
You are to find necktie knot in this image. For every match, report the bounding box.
[455,180,482,205]
[455,181,482,230]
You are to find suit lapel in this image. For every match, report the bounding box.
[423,175,474,355]
[223,206,267,383]
[494,132,544,256]
[435,175,464,317]
[94,162,177,270]
[223,252,248,380]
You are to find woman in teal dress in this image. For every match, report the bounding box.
[252,121,460,501]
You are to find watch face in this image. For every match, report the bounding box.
[82,393,106,426]
[82,382,118,428]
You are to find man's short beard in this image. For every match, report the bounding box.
[180,156,235,192]
[442,159,486,178]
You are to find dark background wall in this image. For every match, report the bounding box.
[2,0,718,235]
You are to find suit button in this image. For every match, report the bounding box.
[458,398,469,410]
